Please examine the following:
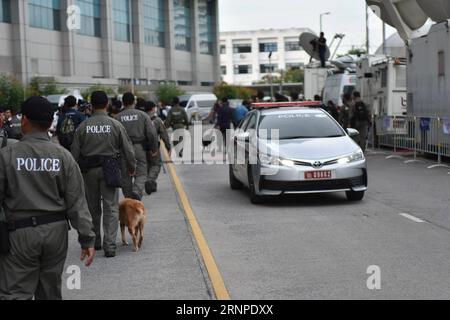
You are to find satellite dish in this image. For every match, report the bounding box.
[417,0,450,22]
[366,0,428,30]
[366,0,429,41]
[299,32,330,62]
[367,0,395,27]
[395,0,429,29]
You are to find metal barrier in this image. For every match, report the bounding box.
[370,115,450,168]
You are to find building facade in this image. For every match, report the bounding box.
[220,28,313,86]
[0,0,220,91]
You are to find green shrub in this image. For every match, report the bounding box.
[155,83,185,105]
[0,74,25,113]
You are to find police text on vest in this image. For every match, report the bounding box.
[17,158,61,172]
[86,125,111,134]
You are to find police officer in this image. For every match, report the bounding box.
[350,91,372,152]
[0,96,95,300]
[339,93,353,130]
[166,97,189,158]
[144,101,171,194]
[71,91,136,258]
[115,92,158,201]
[4,112,23,140]
[56,96,86,151]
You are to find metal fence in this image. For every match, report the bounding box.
[369,115,450,166]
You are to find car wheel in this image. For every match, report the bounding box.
[248,165,264,204]
[346,191,365,201]
[229,165,243,190]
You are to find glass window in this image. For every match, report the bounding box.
[0,0,11,23]
[233,44,251,54]
[113,0,131,42]
[260,64,278,73]
[221,66,227,75]
[29,0,61,31]
[259,112,345,139]
[234,65,252,75]
[198,0,214,55]
[285,41,302,51]
[220,45,226,54]
[259,42,277,53]
[144,0,165,47]
[173,0,191,51]
[245,114,257,132]
[76,0,101,37]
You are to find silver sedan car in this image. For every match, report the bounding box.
[228,103,367,204]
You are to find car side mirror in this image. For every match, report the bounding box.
[347,128,360,138]
[236,132,250,142]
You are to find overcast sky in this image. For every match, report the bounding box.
[218,0,396,55]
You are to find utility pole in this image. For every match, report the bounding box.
[279,69,284,95]
[366,4,370,54]
[320,12,331,34]
[269,51,274,100]
[382,21,387,55]
[128,0,135,93]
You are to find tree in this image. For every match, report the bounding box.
[26,77,66,98]
[283,69,304,84]
[213,82,256,100]
[154,83,185,105]
[337,47,367,58]
[81,84,116,100]
[0,74,25,113]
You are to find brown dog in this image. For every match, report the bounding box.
[119,198,147,252]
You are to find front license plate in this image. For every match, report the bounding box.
[304,171,332,180]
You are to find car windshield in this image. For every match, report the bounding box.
[197,100,216,108]
[258,112,345,139]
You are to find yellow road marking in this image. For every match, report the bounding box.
[162,148,231,300]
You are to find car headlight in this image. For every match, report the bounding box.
[337,151,365,164]
[259,153,294,167]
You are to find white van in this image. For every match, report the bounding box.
[322,72,357,107]
[179,93,218,123]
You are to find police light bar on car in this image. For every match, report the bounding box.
[251,101,323,109]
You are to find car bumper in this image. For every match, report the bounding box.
[255,160,368,196]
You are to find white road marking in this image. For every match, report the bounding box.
[399,213,425,223]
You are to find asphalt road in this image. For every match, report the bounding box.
[63,170,213,300]
[61,147,450,300]
[175,150,450,299]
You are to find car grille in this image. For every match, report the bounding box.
[261,175,366,192]
[292,158,339,167]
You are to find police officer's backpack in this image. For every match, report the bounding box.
[169,109,186,127]
[59,114,76,150]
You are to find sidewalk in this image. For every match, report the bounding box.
[62,167,213,300]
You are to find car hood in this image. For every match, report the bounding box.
[262,136,361,161]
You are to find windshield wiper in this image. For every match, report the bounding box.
[281,135,343,140]
[281,136,316,140]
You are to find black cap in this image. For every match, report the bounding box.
[21,96,54,125]
[64,95,77,108]
[122,92,135,106]
[91,91,109,107]
[144,101,156,112]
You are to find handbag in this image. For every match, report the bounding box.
[102,156,122,188]
[0,221,10,254]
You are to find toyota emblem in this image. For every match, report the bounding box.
[312,161,323,169]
